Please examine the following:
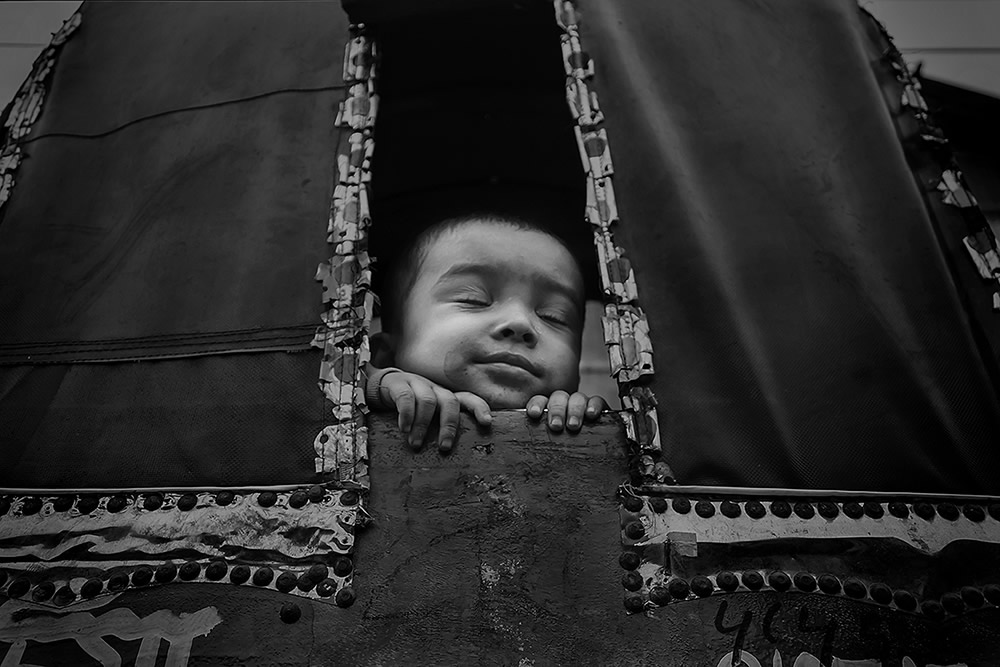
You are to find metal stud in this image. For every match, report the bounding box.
[817,502,838,519]
[863,502,884,519]
[308,485,325,503]
[937,502,959,521]
[869,583,892,605]
[793,502,815,520]
[106,572,128,591]
[622,571,643,592]
[843,578,867,599]
[155,563,177,583]
[53,585,75,606]
[694,500,715,518]
[793,573,816,593]
[258,491,277,508]
[335,587,356,608]
[7,578,30,598]
[253,567,274,587]
[289,490,309,509]
[178,493,198,512]
[340,491,359,506]
[716,572,739,592]
[961,586,985,608]
[619,552,640,571]
[317,578,337,597]
[230,565,251,585]
[742,571,764,591]
[276,572,297,593]
[20,497,42,516]
[667,578,690,600]
[215,491,235,507]
[76,495,99,515]
[31,581,55,602]
[280,602,302,623]
[623,593,645,612]
[297,573,317,592]
[81,578,103,598]
[842,502,864,519]
[963,504,986,522]
[745,500,766,519]
[143,494,163,511]
[770,501,791,519]
[893,589,917,611]
[106,495,127,513]
[818,574,841,595]
[888,502,908,519]
[624,521,645,540]
[307,563,329,583]
[671,497,691,514]
[649,497,668,514]
[648,586,670,606]
[53,496,74,512]
[690,576,714,597]
[622,495,643,512]
[179,562,200,581]
[768,571,791,592]
[205,560,228,581]
[941,592,965,615]
[333,556,353,577]
[132,567,153,587]
[720,500,741,518]
[914,502,935,520]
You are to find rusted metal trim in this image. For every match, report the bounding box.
[0,12,81,215]
[554,1,670,484]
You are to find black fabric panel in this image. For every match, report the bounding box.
[579,0,1000,492]
[0,2,346,362]
[0,352,325,488]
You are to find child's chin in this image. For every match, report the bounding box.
[477,386,534,410]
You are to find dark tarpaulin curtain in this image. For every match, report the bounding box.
[0,2,348,487]
[577,0,1000,492]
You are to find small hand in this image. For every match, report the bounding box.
[526,391,607,433]
[379,371,492,452]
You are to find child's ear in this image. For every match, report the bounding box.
[370,331,397,368]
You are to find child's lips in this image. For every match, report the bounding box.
[479,352,542,377]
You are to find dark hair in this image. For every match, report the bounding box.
[378,212,581,333]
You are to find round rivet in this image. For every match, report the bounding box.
[863,502,884,519]
[230,565,251,585]
[914,502,935,520]
[108,572,129,591]
[650,498,668,514]
[335,587,356,608]
[155,563,177,583]
[317,578,337,597]
[619,552,640,571]
[7,578,30,598]
[132,567,153,587]
[648,586,670,606]
[941,592,965,615]
[205,560,227,581]
[106,495,127,513]
[340,491,359,506]
[720,501,741,518]
[964,505,985,522]
[53,496,74,512]
[308,485,325,503]
[32,581,55,602]
[297,573,316,592]
[742,571,764,591]
[289,490,309,509]
[622,571,643,591]
[306,563,329,583]
[817,502,838,519]
[333,556,353,577]
[843,502,864,519]
[21,497,42,516]
[818,574,841,595]
[178,494,198,511]
[622,496,644,512]
[215,491,235,507]
[768,571,791,592]
[793,502,815,520]
[956,586,984,609]
[253,567,274,587]
[770,501,791,519]
[793,573,817,592]
[280,602,301,623]
[667,578,690,600]
[671,497,691,514]
[275,572,297,593]
[258,492,277,508]
[77,496,99,515]
[694,500,715,518]
[691,576,714,597]
[870,583,892,605]
[54,585,75,606]
[143,494,163,511]
[988,503,1000,522]
[0,497,10,516]
[843,578,867,599]
[717,572,739,592]
[81,578,103,598]
[921,599,945,619]
[888,502,908,519]
[893,589,917,611]
[623,593,645,612]
[745,501,766,519]
[624,521,645,540]
[937,503,959,521]
[179,562,200,581]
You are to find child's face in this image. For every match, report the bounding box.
[393,221,584,409]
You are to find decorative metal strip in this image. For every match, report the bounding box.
[0,12,81,215]
[312,24,380,484]
[865,10,1000,313]
[553,1,667,482]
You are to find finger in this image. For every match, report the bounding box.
[386,379,415,433]
[565,392,589,432]
[585,395,607,420]
[546,390,570,432]
[456,392,493,427]
[525,395,548,420]
[408,381,438,449]
[435,389,460,453]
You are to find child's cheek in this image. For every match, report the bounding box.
[442,338,481,389]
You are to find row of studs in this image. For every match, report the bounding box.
[0,557,356,608]
[0,487,359,518]
[620,559,998,619]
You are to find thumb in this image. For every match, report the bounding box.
[455,392,493,427]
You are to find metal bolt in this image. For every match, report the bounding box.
[317,578,337,597]
[863,502,884,519]
[768,571,791,592]
[716,572,738,592]
[745,501,766,519]
[253,567,274,587]
[937,502,959,521]
[131,567,153,587]
[108,573,129,591]
[258,492,277,508]
[7,578,30,598]
[53,585,76,606]
[793,502,815,520]
[205,560,228,581]
[914,502,935,520]
[155,563,177,583]
[843,578,867,599]
[143,494,163,511]
[619,552,640,571]
[275,572,297,593]
[694,500,715,518]
[32,581,55,602]
[941,592,965,615]
[333,556,353,577]
[622,496,643,512]
[623,593,645,613]
[297,573,317,592]
[770,501,791,519]
[230,565,251,585]
[308,485,326,503]
[985,584,1000,606]
[893,590,917,611]
[20,497,42,516]
[289,491,309,509]
[671,497,691,514]
[888,502,908,519]
[106,495,127,513]
[178,562,200,581]
[624,521,645,540]
[818,574,841,595]
[648,586,670,606]
[817,502,838,519]
[842,502,864,519]
[335,587,356,608]
[793,573,816,592]
[279,602,302,624]
[53,496,74,512]
[81,578,103,598]
[691,576,714,597]
[963,505,986,522]
[742,571,764,591]
[307,563,329,583]
[622,571,643,592]
[649,498,668,514]
[215,491,235,507]
[961,586,985,608]
[340,491,359,506]
[870,583,892,605]
[720,501,741,518]
[667,578,690,600]
[177,493,198,512]
[921,599,945,619]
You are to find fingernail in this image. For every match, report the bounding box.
[550,418,562,429]
[439,438,453,453]
[568,417,580,429]
[483,413,493,424]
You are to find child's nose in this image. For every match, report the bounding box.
[493,306,538,346]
